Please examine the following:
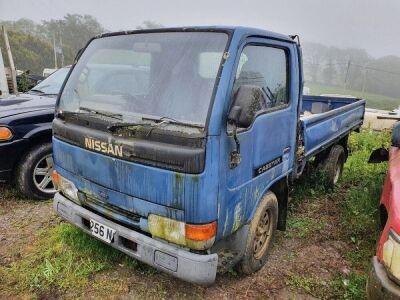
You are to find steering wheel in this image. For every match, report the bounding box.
[78,66,90,84]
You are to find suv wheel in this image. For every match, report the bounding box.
[15,143,56,200]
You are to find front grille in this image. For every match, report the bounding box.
[83,193,141,223]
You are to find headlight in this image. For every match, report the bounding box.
[382,229,400,282]
[52,170,79,203]
[0,127,13,141]
[148,214,217,250]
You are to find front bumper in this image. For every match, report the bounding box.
[367,256,400,299]
[54,193,218,285]
[0,139,28,181]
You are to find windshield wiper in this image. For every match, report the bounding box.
[107,116,203,137]
[28,88,58,96]
[30,89,45,94]
[107,121,147,132]
[107,118,181,135]
[79,107,123,120]
[142,116,204,128]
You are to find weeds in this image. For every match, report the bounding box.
[287,129,390,298]
[0,184,23,201]
[340,130,389,272]
[330,272,368,300]
[0,222,142,295]
[286,215,326,238]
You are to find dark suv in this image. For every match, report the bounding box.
[0,67,70,199]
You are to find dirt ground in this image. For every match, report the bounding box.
[0,182,363,300]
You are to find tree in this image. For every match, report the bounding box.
[41,14,104,65]
[0,30,54,74]
[0,15,104,73]
[302,42,326,83]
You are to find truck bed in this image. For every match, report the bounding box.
[300,95,366,158]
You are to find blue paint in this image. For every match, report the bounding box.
[53,26,365,244]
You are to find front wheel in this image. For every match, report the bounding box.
[15,143,56,200]
[237,191,278,274]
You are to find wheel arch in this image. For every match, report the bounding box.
[269,177,289,231]
[315,135,349,164]
[246,175,289,231]
[11,127,52,177]
[380,204,388,230]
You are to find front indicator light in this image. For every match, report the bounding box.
[148,214,217,250]
[0,127,13,141]
[52,170,61,189]
[185,222,217,241]
[382,230,400,282]
[52,170,79,204]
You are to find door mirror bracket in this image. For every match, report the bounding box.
[228,106,242,169]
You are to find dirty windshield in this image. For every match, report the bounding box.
[58,31,229,127]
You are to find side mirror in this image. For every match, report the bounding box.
[228,106,242,124]
[368,148,389,163]
[368,122,400,163]
[228,85,266,128]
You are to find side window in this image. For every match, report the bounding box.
[233,45,289,112]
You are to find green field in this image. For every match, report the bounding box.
[307,82,400,110]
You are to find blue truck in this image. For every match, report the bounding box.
[51,27,365,285]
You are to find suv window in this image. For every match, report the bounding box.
[234,45,289,112]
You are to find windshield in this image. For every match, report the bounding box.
[58,31,228,126]
[31,67,70,95]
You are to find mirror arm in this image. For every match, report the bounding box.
[232,123,241,154]
[229,121,241,169]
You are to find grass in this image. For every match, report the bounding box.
[0,222,154,296]
[288,271,369,300]
[289,128,390,299]
[307,82,400,110]
[286,215,326,238]
[341,130,390,269]
[0,183,23,201]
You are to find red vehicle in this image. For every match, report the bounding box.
[367,123,400,299]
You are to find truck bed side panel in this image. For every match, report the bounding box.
[301,99,365,157]
[301,95,360,113]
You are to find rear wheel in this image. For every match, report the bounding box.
[15,143,56,200]
[320,144,345,188]
[237,191,278,274]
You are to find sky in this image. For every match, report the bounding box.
[0,0,399,58]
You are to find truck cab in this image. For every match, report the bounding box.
[52,27,365,284]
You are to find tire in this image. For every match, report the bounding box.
[15,142,56,200]
[237,191,278,274]
[320,144,345,188]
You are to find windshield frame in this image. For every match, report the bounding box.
[55,28,233,130]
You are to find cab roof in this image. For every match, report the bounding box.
[96,26,296,44]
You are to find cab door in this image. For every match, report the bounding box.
[218,38,299,237]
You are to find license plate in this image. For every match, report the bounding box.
[89,219,116,243]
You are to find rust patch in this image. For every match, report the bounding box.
[172,173,184,209]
